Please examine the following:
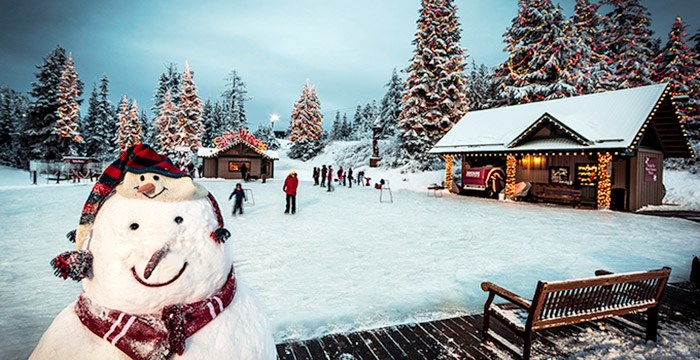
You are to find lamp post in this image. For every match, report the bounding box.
[370,123,381,167]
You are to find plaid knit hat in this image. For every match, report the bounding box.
[74,145,192,249]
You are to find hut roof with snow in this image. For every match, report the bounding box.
[430,83,693,158]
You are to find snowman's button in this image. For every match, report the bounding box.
[130,223,139,230]
[174,216,183,224]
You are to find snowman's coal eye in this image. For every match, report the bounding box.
[130,223,139,230]
[153,175,160,181]
[139,175,145,181]
[174,216,183,224]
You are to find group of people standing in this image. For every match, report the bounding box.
[311,165,370,191]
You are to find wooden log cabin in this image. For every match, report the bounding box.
[430,83,694,211]
[198,141,279,180]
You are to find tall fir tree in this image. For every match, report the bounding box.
[289,80,324,160]
[140,111,155,146]
[200,99,216,146]
[54,54,83,151]
[465,62,499,111]
[95,75,116,160]
[601,0,659,89]
[351,104,363,140]
[115,97,142,152]
[653,17,700,121]
[398,0,468,169]
[341,113,351,140]
[155,91,178,154]
[0,87,29,167]
[330,111,342,140]
[221,70,249,131]
[253,122,281,150]
[377,69,403,138]
[24,45,73,161]
[573,0,617,92]
[81,82,100,156]
[495,0,593,105]
[173,63,204,171]
[152,63,181,120]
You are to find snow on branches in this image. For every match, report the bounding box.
[115,97,142,152]
[54,54,83,143]
[290,80,323,144]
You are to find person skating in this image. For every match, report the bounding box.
[347,167,353,188]
[321,165,327,187]
[357,170,365,186]
[283,169,299,214]
[327,166,333,192]
[228,183,247,215]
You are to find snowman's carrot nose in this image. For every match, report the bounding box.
[144,246,169,279]
[138,183,156,194]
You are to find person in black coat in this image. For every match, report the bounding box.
[228,183,247,215]
[321,164,327,187]
[347,167,353,188]
[313,167,319,186]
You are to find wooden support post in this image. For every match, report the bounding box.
[443,155,453,191]
[597,153,612,209]
[645,306,659,342]
[505,154,516,198]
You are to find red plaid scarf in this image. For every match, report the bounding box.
[75,269,236,360]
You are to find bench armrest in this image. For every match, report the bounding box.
[595,269,614,276]
[481,282,531,309]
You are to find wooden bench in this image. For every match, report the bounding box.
[480,267,671,359]
[532,183,581,207]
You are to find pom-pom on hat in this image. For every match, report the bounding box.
[75,144,190,249]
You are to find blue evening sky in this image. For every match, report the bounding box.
[1,0,698,131]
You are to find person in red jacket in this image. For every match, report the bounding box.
[283,169,299,214]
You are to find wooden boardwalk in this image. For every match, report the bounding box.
[276,282,699,359]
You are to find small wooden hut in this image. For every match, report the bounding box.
[430,83,694,211]
[198,141,279,180]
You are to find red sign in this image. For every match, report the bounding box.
[644,157,658,182]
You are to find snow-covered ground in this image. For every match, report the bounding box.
[640,169,700,211]
[1,144,699,359]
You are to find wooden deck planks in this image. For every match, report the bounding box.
[276,282,699,359]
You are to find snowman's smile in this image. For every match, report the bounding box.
[131,262,188,287]
[141,187,168,199]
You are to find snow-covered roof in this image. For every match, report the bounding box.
[197,141,277,160]
[430,84,675,155]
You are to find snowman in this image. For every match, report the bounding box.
[31,145,277,360]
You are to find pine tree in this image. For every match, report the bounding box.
[95,75,116,160]
[54,53,83,151]
[173,63,204,171]
[465,62,500,111]
[330,111,342,140]
[289,80,324,160]
[377,69,403,138]
[495,0,592,105]
[0,87,29,167]
[221,70,249,131]
[152,63,181,120]
[601,0,659,89]
[81,82,100,156]
[140,111,155,146]
[115,97,142,152]
[211,100,227,142]
[358,100,378,139]
[24,45,77,161]
[351,105,362,140]
[398,0,468,169]
[573,0,617,92]
[201,99,215,146]
[253,123,281,150]
[341,113,351,140]
[156,91,178,154]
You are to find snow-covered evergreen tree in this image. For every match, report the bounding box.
[81,82,100,157]
[210,100,228,144]
[95,75,116,160]
[397,0,468,169]
[357,100,378,139]
[289,80,324,160]
[653,17,699,120]
[221,70,249,131]
[376,69,403,139]
[54,54,83,152]
[200,99,216,146]
[173,63,204,171]
[573,0,617,92]
[253,123,281,150]
[152,63,181,120]
[156,91,178,154]
[495,0,593,105]
[466,62,500,111]
[24,46,73,161]
[330,111,342,140]
[0,87,28,167]
[341,113,351,140]
[140,111,156,147]
[351,105,363,140]
[115,97,142,152]
[600,0,659,89]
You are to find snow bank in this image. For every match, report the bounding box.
[639,169,700,211]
